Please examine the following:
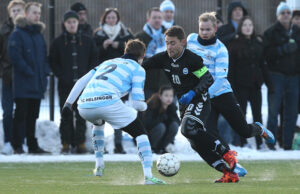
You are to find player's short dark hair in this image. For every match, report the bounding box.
[124,39,146,59]
[165,25,186,40]
[146,7,161,19]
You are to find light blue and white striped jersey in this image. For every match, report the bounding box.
[187,33,232,98]
[78,58,145,108]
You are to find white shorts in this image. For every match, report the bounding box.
[78,100,137,129]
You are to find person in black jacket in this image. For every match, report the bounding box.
[49,11,98,154]
[216,1,248,46]
[136,7,170,100]
[292,10,300,116]
[94,8,134,64]
[70,2,93,37]
[94,8,134,154]
[8,2,50,154]
[143,85,179,154]
[228,16,273,150]
[263,2,299,150]
[143,25,241,183]
[0,0,25,155]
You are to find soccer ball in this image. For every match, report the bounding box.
[156,153,180,177]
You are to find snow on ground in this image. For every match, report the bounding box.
[1,84,300,163]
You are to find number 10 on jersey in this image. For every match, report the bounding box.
[172,75,181,85]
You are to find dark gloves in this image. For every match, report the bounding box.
[278,40,298,55]
[179,90,196,105]
[62,102,73,118]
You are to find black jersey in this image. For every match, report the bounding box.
[143,49,213,98]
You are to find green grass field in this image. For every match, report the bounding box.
[0,160,300,194]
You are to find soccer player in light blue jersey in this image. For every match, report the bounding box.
[187,12,275,182]
[61,39,165,185]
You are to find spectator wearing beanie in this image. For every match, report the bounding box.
[71,2,93,37]
[49,10,98,154]
[264,2,299,150]
[160,0,176,29]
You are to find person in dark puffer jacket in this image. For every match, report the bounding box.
[8,2,50,154]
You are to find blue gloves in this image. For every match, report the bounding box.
[179,90,196,105]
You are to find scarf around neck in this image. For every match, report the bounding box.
[143,23,166,57]
[103,22,121,40]
[197,35,217,46]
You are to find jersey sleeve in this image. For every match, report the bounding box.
[208,45,229,96]
[131,65,146,101]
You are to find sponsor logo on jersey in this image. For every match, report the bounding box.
[183,68,189,74]
[81,95,112,103]
[171,63,179,68]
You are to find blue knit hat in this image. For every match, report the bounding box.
[276,2,291,16]
[160,0,175,12]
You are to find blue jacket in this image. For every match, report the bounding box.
[8,17,49,99]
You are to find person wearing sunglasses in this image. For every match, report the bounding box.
[263,2,299,150]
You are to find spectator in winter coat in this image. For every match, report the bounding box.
[291,10,300,131]
[50,10,98,154]
[94,8,134,64]
[160,0,176,29]
[70,2,93,37]
[216,1,248,46]
[143,85,179,154]
[8,2,49,154]
[263,2,299,150]
[136,7,170,99]
[228,16,273,150]
[0,0,25,155]
[94,8,134,154]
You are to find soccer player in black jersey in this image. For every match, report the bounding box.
[142,25,240,183]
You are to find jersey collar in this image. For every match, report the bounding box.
[171,48,185,62]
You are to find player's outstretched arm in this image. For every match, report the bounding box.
[125,100,147,112]
[64,69,96,105]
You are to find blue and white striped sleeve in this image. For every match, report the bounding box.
[208,45,229,96]
[131,66,146,101]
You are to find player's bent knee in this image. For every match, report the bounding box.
[120,117,147,138]
[181,116,205,138]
